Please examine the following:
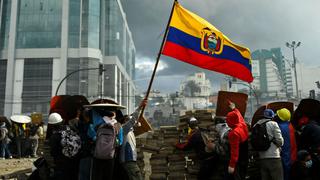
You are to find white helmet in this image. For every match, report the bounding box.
[48,113,63,124]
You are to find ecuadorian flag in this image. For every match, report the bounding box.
[162,2,253,83]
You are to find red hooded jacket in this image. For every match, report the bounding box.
[226,108,249,168]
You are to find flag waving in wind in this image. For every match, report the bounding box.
[162,2,253,83]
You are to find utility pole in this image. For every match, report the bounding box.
[286,41,301,99]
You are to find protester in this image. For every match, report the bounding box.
[48,112,79,180]
[225,102,248,180]
[1,121,12,159]
[88,103,123,180]
[77,108,94,180]
[120,100,147,180]
[29,122,43,157]
[12,122,25,158]
[252,109,284,180]
[275,108,297,180]
[297,116,320,179]
[206,116,230,157]
[176,117,218,180]
[298,117,320,152]
[290,150,313,180]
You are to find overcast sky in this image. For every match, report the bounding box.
[121,0,320,93]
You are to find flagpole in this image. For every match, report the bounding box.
[144,0,177,100]
[139,0,177,116]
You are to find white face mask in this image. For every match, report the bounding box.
[305,160,313,168]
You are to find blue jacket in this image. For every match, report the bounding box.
[87,110,123,145]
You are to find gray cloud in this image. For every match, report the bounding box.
[122,0,320,92]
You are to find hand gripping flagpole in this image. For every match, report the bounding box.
[138,0,178,119]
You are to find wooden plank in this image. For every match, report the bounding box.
[216,91,248,117]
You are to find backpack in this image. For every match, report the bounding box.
[251,120,271,151]
[94,123,116,160]
[60,126,81,158]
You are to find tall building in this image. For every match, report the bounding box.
[0,0,136,116]
[251,48,290,98]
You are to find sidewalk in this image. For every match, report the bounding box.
[0,158,37,178]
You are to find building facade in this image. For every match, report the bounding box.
[0,0,135,116]
[251,48,292,98]
[180,72,211,110]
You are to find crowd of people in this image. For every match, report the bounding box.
[175,102,320,180]
[27,98,148,180]
[1,98,320,180]
[0,116,44,160]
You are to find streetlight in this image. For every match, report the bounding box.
[55,65,105,96]
[286,41,301,99]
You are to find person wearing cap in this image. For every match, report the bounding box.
[254,109,284,180]
[176,117,218,180]
[48,112,78,180]
[225,101,248,180]
[290,150,313,180]
[275,108,297,180]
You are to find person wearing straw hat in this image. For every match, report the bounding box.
[10,115,31,158]
[84,99,125,180]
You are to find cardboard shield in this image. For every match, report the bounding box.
[31,113,43,124]
[216,91,248,117]
[134,115,153,136]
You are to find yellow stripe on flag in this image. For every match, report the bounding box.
[170,2,251,60]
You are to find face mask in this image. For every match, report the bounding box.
[305,160,312,168]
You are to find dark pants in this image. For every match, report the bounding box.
[52,158,79,180]
[92,158,114,180]
[123,161,142,180]
[260,158,283,180]
[15,137,22,158]
[198,156,219,180]
[1,141,12,158]
[79,157,92,180]
[53,168,78,180]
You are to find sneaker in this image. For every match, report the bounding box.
[1,157,5,160]
[9,156,12,159]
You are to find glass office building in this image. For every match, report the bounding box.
[0,0,136,116]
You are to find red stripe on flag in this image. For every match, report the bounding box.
[162,41,253,82]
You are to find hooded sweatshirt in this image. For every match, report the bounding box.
[226,108,249,168]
